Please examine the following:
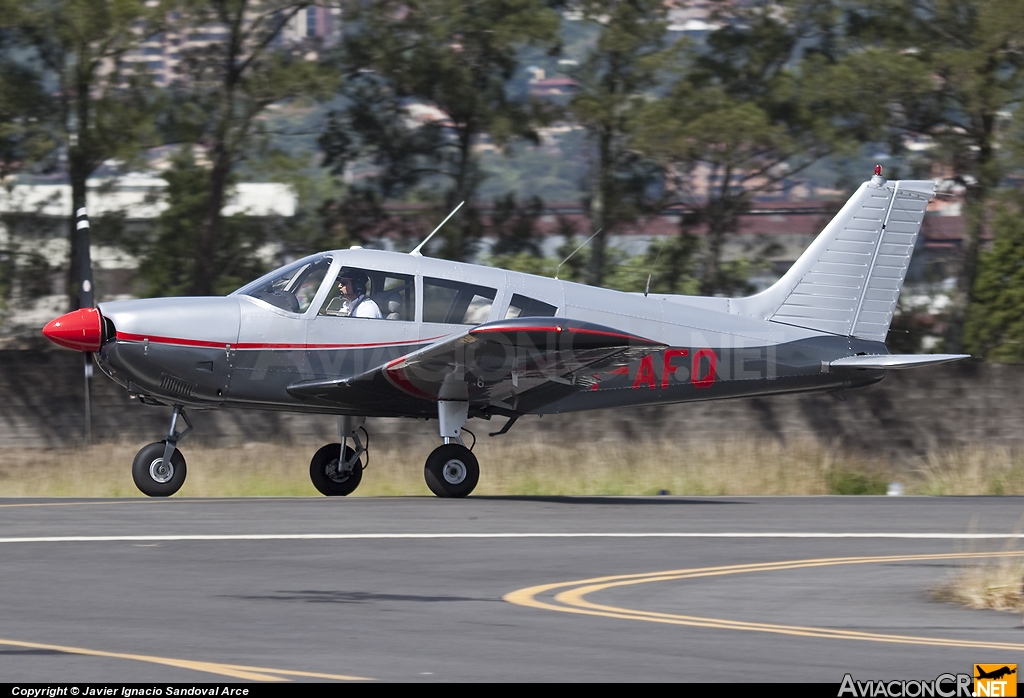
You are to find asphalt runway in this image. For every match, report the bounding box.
[1,496,1023,682]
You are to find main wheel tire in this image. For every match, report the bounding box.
[424,444,479,498]
[310,443,363,496]
[132,441,187,497]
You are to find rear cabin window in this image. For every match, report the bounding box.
[423,278,497,325]
[505,293,558,319]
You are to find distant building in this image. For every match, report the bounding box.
[528,77,577,97]
[120,6,341,86]
[0,176,296,334]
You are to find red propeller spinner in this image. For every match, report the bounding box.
[42,308,102,352]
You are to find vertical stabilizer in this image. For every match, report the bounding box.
[731,175,934,341]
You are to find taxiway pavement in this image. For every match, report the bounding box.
[0,496,1022,682]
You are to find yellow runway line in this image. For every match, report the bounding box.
[0,637,373,681]
[505,550,1024,652]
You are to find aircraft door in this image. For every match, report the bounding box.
[307,266,419,379]
[229,256,334,404]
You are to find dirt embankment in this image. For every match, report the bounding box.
[2,350,1022,459]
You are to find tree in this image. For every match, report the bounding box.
[13,0,164,309]
[0,41,53,182]
[326,0,560,260]
[964,194,1024,362]
[139,148,265,297]
[635,2,852,296]
[489,192,544,256]
[806,0,1024,351]
[0,7,55,324]
[567,0,670,287]
[169,0,334,295]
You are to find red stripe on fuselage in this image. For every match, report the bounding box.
[114,331,442,350]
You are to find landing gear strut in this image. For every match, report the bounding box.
[132,405,191,497]
[424,401,479,498]
[310,416,367,496]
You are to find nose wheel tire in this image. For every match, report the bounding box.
[310,443,364,496]
[132,441,187,497]
[424,444,479,498]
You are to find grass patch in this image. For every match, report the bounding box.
[933,553,1024,615]
[0,436,881,497]
[1,435,1015,498]
[914,446,1024,495]
[826,469,889,495]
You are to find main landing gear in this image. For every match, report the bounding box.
[309,416,368,496]
[132,405,191,497]
[307,402,480,498]
[423,401,479,498]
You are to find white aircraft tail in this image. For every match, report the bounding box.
[731,174,934,342]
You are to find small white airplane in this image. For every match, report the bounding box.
[43,168,967,497]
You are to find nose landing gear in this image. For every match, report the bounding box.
[132,405,191,497]
[309,416,368,496]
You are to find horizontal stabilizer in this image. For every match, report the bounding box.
[830,354,969,370]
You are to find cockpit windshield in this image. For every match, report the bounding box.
[232,253,334,314]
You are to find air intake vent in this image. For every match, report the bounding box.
[160,374,196,398]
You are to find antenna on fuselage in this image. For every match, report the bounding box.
[409,201,465,257]
[643,236,667,298]
[555,228,601,280]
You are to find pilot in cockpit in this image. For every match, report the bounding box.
[336,269,382,319]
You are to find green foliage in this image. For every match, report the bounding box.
[485,252,558,278]
[603,235,701,295]
[568,0,672,285]
[164,1,337,295]
[635,2,851,296]
[477,136,588,205]
[800,0,1024,351]
[9,0,165,307]
[551,225,588,283]
[139,149,265,297]
[490,193,544,256]
[0,57,54,179]
[245,148,360,258]
[826,468,888,495]
[14,0,163,166]
[486,231,701,296]
[964,195,1024,362]
[328,0,561,260]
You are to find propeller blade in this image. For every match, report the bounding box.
[76,206,94,309]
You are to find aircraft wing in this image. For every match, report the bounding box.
[287,317,666,414]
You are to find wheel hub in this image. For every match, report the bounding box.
[326,458,353,483]
[149,458,173,484]
[442,459,467,485]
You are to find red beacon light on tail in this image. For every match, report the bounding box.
[874,164,883,176]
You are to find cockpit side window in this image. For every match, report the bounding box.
[505,293,559,319]
[240,256,333,314]
[423,277,497,325]
[318,268,415,321]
